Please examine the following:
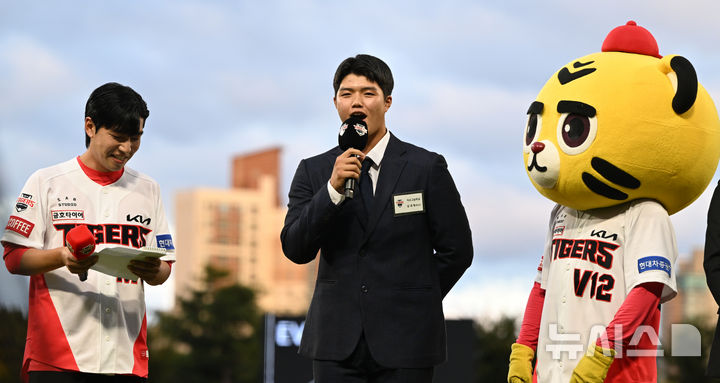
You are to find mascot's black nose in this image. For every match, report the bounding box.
[531,142,545,154]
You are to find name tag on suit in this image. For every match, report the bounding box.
[393,191,425,216]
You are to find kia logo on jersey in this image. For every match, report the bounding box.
[127,214,151,225]
[590,229,618,241]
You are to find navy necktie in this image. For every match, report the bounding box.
[360,158,375,213]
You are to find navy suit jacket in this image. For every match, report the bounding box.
[704,181,720,377]
[281,133,473,368]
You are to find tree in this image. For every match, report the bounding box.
[475,316,519,382]
[661,318,720,383]
[148,265,263,383]
[0,306,27,383]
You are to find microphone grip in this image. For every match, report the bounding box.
[344,178,356,199]
[343,154,362,199]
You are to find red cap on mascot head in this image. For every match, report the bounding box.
[601,20,662,58]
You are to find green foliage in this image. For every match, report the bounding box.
[148,265,263,383]
[661,318,720,383]
[0,306,26,383]
[474,316,518,382]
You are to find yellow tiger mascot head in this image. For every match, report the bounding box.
[523,21,720,215]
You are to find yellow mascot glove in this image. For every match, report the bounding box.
[508,343,534,383]
[570,344,616,383]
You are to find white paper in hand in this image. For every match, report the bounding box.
[91,246,168,281]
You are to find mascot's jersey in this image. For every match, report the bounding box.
[1,158,175,377]
[535,199,677,383]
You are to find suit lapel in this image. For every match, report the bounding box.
[363,134,407,241]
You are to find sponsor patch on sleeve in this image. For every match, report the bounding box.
[15,193,35,213]
[5,215,35,238]
[156,234,175,250]
[637,256,672,277]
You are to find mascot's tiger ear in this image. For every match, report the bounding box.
[659,55,698,115]
[601,20,699,115]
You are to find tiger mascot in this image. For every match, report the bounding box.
[507,21,720,383]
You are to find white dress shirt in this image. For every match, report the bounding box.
[327,129,390,205]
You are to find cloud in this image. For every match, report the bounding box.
[0,35,79,115]
[212,71,331,123]
[444,273,535,321]
[173,2,234,37]
[447,155,554,256]
[385,82,536,172]
[377,2,514,44]
[671,179,717,254]
[394,82,535,133]
[443,248,541,322]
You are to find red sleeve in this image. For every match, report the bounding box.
[3,242,29,274]
[596,282,663,349]
[517,281,546,351]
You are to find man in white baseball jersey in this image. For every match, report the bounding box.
[2,82,175,383]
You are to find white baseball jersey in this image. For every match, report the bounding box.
[535,199,677,383]
[2,158,175,377]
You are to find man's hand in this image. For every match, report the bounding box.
[508,343,534,383]
[62,246,98,275]
[128,257,171,285]
[329,148,365,193]
[570,344,615,383]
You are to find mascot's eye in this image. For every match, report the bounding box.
[556,113,597,155]
[562,115,590,147]
[525,113,541,147]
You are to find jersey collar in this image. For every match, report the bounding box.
[76,156,124,186]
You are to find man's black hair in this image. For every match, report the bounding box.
[84,82,149,148]
[333,54,394,98]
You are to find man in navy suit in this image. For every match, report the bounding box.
[705,182,720,378]
[281,54,473,382]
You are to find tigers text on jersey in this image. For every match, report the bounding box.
[535,199,677,383]
[2,158,175,377]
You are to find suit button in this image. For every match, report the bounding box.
[359,249,366,257]
[361,285,368,293]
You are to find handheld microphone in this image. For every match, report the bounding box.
[338,116,368,199]
[66,224,96,282]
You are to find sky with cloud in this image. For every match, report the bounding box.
[2,0,720,320]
